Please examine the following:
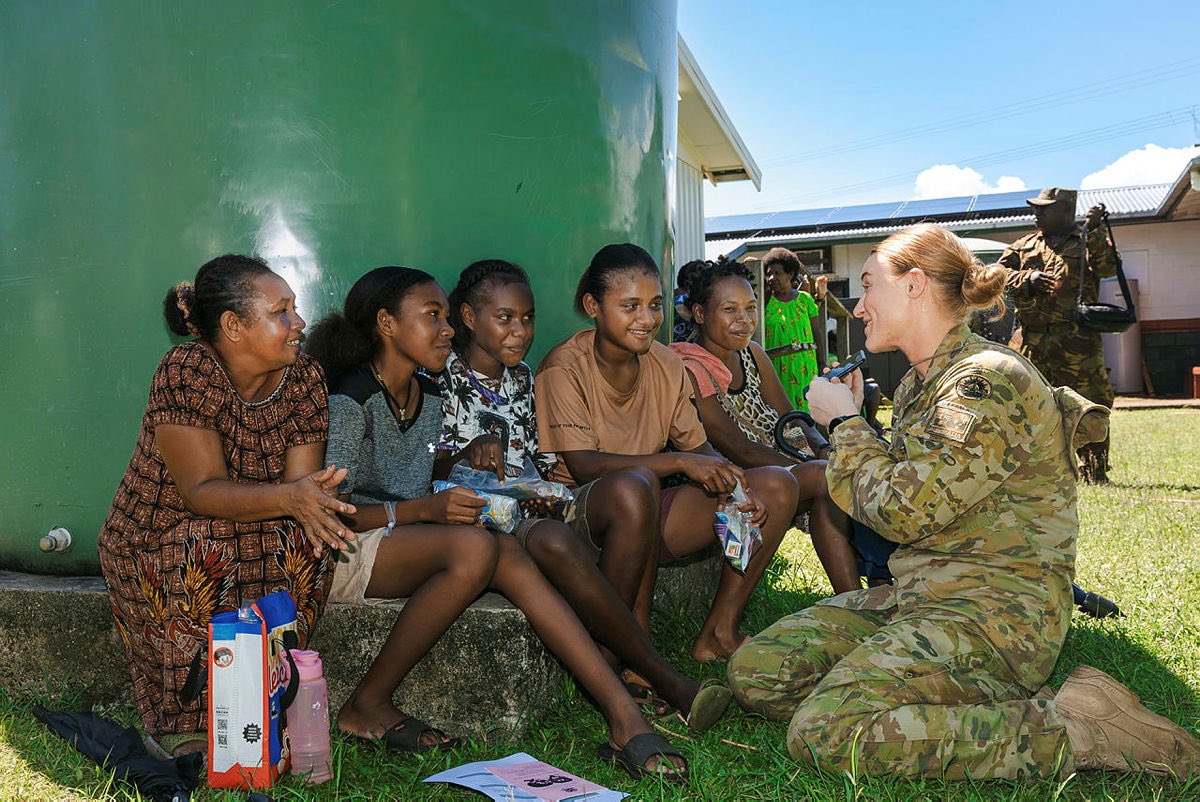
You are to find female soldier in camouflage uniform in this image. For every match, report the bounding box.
[728,224,1200,780]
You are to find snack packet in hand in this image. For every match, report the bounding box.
[432,481,520,534]
[713,482,763,574]
[448,458,573,505]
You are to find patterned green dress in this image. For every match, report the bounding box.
[764,291,819,411]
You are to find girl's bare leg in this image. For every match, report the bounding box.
[490,533,684,772]
[337,524,497,745]
[584,467,660,632]
[791,461,862,595]
[524,520,699,713]
[661,467,799,662]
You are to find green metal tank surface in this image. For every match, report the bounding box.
[0,1,679,573]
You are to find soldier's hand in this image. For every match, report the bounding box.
[1085,203,1106,229]
[1030,271,1059,294]
[807,377,860,428]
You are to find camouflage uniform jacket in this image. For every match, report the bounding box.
[1002,225,1117,328]
[826,324,1108,691]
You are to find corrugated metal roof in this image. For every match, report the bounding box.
[1078,184,1170,216]
[705,214,1039,261]
[705,183,1173,241]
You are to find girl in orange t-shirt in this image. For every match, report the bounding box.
[536,244,799,665]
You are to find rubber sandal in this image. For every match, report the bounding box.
[596,732,689,783]
[345,715,461,753]
[620,669,676,718]
[622,680,675,718]
[679,679,732,735]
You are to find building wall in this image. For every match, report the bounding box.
[1104,219,1200,322]
[675,143,706,269]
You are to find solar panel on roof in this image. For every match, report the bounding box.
[971,190,1034,212]
[819,202,902,225]
[763,206,841,229]
[705,212,778,235]
[895,196,974,218]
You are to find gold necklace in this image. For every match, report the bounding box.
[370,363,413,422]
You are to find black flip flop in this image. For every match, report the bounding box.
[596,732,689,783]
[345,715,461,754]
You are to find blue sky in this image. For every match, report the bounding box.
[679,0,1200,218]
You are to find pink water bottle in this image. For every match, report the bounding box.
[288,649,331,783]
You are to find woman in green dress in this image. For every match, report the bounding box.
[762,248,826,411]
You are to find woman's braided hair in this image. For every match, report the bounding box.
[447,259,531,352]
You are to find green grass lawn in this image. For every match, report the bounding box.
[3,407,1199,801]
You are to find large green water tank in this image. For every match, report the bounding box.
[0,1,679,574]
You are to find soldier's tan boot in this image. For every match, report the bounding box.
[1056,665,1200,775]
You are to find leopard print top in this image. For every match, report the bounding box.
[720,349,780,446]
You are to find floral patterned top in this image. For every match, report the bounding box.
[436,351,555,477]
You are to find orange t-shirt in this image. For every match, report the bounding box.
[535,329,708,485]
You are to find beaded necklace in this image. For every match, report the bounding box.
[465,369,508,406]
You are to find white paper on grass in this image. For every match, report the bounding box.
[423,752,627,801]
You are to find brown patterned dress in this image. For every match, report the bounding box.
[97,342,333,737]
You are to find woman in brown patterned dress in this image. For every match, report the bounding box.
[98,254,356,756]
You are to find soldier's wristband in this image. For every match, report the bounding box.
[827,414,860,434]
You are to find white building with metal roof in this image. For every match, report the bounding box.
[706,157,1200,396]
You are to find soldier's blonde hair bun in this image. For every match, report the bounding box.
[873,223,1006,321]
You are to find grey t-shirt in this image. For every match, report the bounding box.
[325,365,442,505]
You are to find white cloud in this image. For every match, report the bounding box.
[1080,144,1200,189]
[912,165,1027,199]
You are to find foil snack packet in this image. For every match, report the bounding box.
[713,482,763,574]
[432,480,521,534]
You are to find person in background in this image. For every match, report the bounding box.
[728,224,1200,780]
[671,259,708,344]
[762,247,827,412]
[98,254,347,757]
[1002,187,1116,483]
[536,243,799,664]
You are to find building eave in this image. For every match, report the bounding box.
[678,36,761,190]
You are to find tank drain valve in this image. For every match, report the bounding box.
[39,527,72,553]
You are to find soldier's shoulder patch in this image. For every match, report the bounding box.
[955,374,992,401]
[928,401,978,444]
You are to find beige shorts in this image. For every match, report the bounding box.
[328,526,389,605]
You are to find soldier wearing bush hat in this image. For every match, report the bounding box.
[1000,186,1117,483]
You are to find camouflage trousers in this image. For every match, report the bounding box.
[728,601,1074,780]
